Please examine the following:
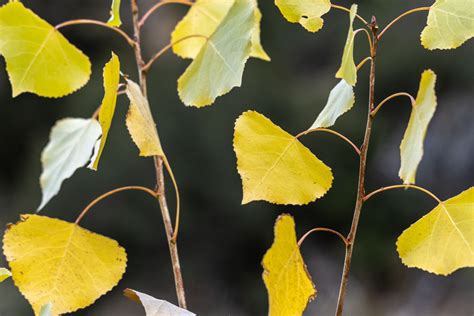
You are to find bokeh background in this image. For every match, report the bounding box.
[0,0,473,315]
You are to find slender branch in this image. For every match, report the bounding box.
[75,186,158,224]
[139,0,194,28]
[356,57,371,72]
[354,28,373,52]
[298,227,349,247]
[331,4,368,25]
[364,184,442,204]
[371,92,415,117]
[297,128,361,156]
[378,7,431,40]
[55,19,135,47]
[143,35,209,73]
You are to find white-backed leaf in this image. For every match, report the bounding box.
[124,289,195,316]
[39,303,53,316]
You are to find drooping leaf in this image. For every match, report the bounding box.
[107,0,122,27]
[421,0,474,50]
[335,4,357,86]
[177,0,255,107]
[171,0,270,61]
[91,53,121,170]
[125,79,164,157]
[39,303,53,316]
[124,289,196,316]
[397,187,474,275]
[310,79,355,129]
[234,111,333,205]
[0,2,91,98]
[3,214,127,315]
[39,118,102,210]
[0,267,11,283]
[275,0,331,32]
[399,70,437,184]
[262,214,316,316]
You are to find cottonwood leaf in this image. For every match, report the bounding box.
[177,0,255,107]
[234,111,333,205]
[91,53,121,170]
[125,79,164,157]
[0,267,11,283]
[107,0,122,27]
[262,214,316,316]
[39,303,53,316]
[310,79,355,129]
[399,70,437,184]
[397,187,474,275]
[3,214,127,315]
[0,2,91,98]
[335,4,357,86]
[171,0,270,61]
[39,118,102,210]
[275,0,331,32]
[421,0,474,50]
[124,289,196,316]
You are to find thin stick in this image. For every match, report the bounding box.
[55,19,135,47]
[371,92,415,117]
[378,7,431,40]
[297,128,361,156]
[331,4,368,25]
[356,57,372,72]
[75,186,157,224]
[364,184,442,203]
[354,28,373,51]
[298,227,349,247]
[139,0,194,28]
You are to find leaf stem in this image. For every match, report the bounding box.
[371,92,415,117]
[297,128,361,156]
[354,28,373,52]
[363,184,442,204]
[298,227,349,247]
[139,0,194,28]
[356,57,372,72]
[55,19,135,47]
[331,4,368,25]
[377,7,431,40]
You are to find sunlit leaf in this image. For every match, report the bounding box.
[177,0,255,107]
[0,2,91,97]
[39,303,53,316]
[107,0,122,27]
[39,118,102,210]
[262,214,316,316]
[234,111,333,205]
[91,53,121,170]
[275,0,331,32]
[421,0,474,50]
[3,214,127,315]
[335,4,357,86]
[125,79,164,157]
[399,70,437,184]
[124,289,196,316]
[171,0,270,61]
[310,79,355,129]
[397,187,474,275]
[0,267,11,283]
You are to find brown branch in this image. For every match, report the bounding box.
[297,128,361,156]
[139,0,194,28]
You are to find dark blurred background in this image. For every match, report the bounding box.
[0,0,473,315]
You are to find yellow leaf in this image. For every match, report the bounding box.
[107,0,122,27]
[399,70,437,184]
[0,267,11,283]
[262,214,316,316]
[234,111,333,205]
[171,0,269,61]
[421,0,474,50]
[275,0,331,32]
[91,53,121,170]
[125,79,164,157]
[335,4,357,86]
[0,2,91,98]
[178,0,255,107]
[3,214,127,315]
[397,187,474,275]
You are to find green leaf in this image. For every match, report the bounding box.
[335,4,357,86]
[39,118,102,210]
[107,0,122,27]
[124,289,196,316]
[397,187,474,275]
[0,2,91,98]
[0,267,11,283]
[421,0,474,50]
[275,0,331,32]
[177,0,255,107]
[399,70,437,184]
[310,79,355,129]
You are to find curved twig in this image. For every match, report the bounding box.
[139,0,194,28]
[354,28,373,52]
[297,128,361,156]
[331,4,369,25]
[371,92,415,117]
[364,184,442,204]
[298,227,349,247]
[356,57,372,72]
[378,7,431,40]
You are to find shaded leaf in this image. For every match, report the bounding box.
[263,214,316,316]
[335,4,357,86]
[124,289,196,316]
[0,2,91,97]
[234,111,333,205]
[275,0,331,32]
[397,187,474,275]
[107,0,122,27]
[39,303,53,316]
[0,267,11,283]
[3,214,127,315]
[399,70,437,184]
